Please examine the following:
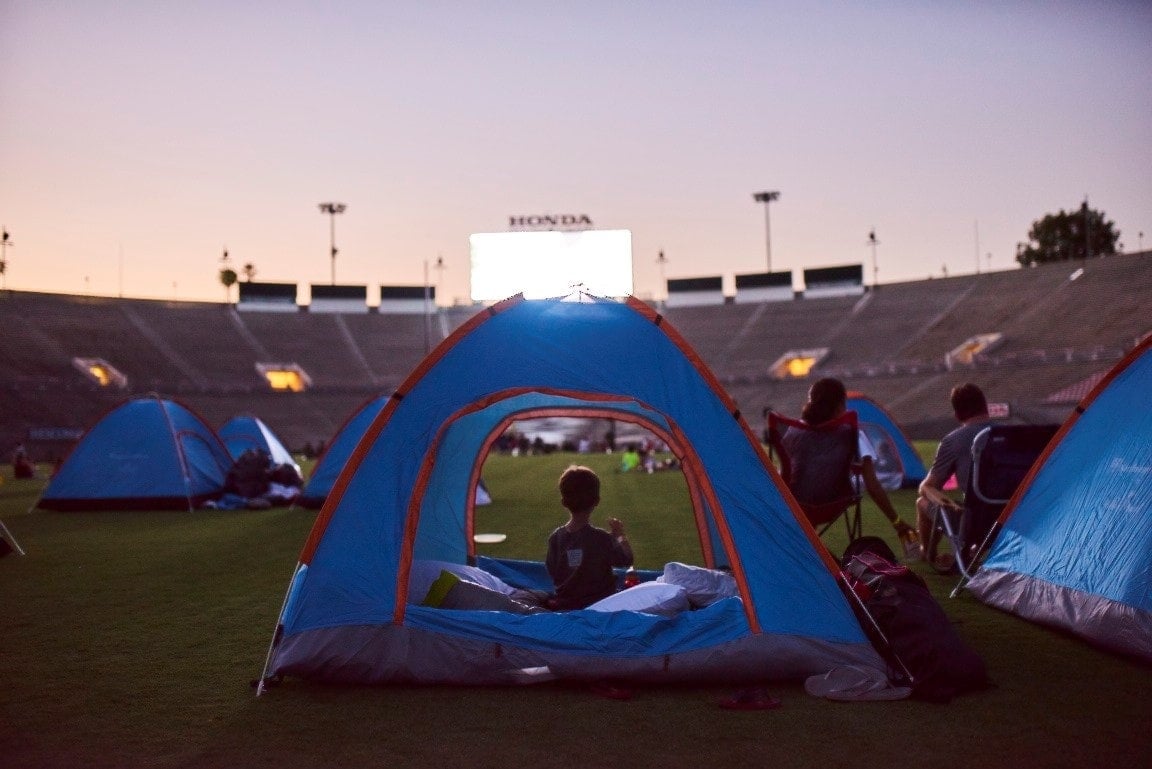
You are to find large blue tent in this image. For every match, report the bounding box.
[260,295,882,687]
[967,336,1152,662]
[37,395,233,511]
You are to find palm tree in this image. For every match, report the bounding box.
[242,263,257,282]
[219,267,238,304]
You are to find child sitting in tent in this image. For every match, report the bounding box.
[544,465,634,610]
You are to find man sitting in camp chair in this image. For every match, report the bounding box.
[916,383,994,570]
[772,378,915,549]
[924,419,1059,581]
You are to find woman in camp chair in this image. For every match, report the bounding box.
[773,378,916,550]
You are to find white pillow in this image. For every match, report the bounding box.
[656,562,739,608]
[407,559,516,604]
[586,581,690,617]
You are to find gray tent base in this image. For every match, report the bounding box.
[269,623,884,686]
[968,568,1152,664]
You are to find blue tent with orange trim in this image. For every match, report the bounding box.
[967,336,1152,662]
[259,295,882,686]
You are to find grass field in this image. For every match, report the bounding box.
[0,451,1148,769]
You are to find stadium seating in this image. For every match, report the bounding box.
[1,252,1149,453]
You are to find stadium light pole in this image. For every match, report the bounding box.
[656,249,668,304]
[423,258,431,354]
[422,254,446,354]
[318,202,346,284]
[434,254,445,291]
[0,227,12,290]
[868,229,880,288]
[752,191,780,273]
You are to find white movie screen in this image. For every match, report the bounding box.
[469,229,633,301]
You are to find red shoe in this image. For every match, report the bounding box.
[589,681,633,701]
[719,687,781,710]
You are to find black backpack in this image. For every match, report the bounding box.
[843,539,989,702]
[268,462,303,488]
[226,448,271,498]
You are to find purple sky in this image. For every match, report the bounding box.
[2,1,1149,305]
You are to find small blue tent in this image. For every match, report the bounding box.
[219,414,298,470]
[37,395,233,511]
[260,295,882,687]
[297,395,387,509]
[847,392,927,490]
[967,337,1152,662]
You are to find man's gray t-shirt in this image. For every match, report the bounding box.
[926,419,992,497]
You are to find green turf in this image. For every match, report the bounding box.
[0,457,1148,769]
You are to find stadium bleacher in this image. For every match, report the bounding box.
[1,252,1149,454]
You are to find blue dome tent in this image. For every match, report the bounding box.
[259,295,883,687]
[299,393,492,510]
[846,392,928,490]
[297,394,387,509]
[219,413,298,471]
[967,336,1152,662]
[37,395,233,512]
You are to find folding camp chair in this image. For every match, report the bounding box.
[767,410,864,541]
[927,424,1058,589]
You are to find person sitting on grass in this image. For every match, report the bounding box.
[544,465,634,610]
[618,444,641,472]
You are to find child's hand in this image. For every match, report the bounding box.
[607,517,625,536]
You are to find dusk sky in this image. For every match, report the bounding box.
[2,1,1149,306]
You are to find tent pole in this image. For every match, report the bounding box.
[839,572,916,686]
[0,518,26,556]
[255,562,303,695]
[950,522,1002,599]
[155,395,196,512]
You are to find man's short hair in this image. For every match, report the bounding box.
[559,465,600,512]
[951,383,988,422]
